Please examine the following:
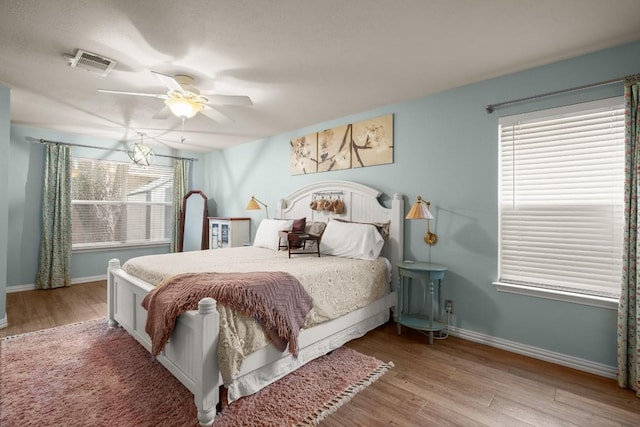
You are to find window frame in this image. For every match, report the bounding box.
[71,157,173,251]
[493,97,624,309]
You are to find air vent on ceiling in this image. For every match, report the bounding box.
[66,49,116,77]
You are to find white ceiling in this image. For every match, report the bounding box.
[2,0,640,152]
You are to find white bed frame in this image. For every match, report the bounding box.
[107,180,403,426]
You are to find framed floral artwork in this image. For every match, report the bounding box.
[290,114,393,175]
[317,124,352,172]
[290,132,318,175]
[351,114,393,168]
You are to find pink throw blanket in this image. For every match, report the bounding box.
[141,271,313,357]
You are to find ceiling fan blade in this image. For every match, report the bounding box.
[98,89,167,99]
[201,105,233,124]
[205,94,253,106]
[152,106,172,120]
[151,71,184,92]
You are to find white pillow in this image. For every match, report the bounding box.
[319,219,384,260]
[253,219,294,250]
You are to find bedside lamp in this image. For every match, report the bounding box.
[406,196,437,245]
[246,196,269,218]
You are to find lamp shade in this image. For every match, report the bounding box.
[246,196,269,218]
[405,196,433,220]
[245,197,261,210]
[165,97,204,119]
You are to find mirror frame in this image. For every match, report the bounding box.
[178,190,209,252]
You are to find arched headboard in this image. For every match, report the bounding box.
[276,180,404,286]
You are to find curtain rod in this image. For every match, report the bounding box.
[38,139,198,162]
[485,76,628,114]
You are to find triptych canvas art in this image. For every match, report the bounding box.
[290,114,393,175]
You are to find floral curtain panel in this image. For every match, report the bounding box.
[171,159,190,252]
[618,75,640,394]
[35,144,72,289]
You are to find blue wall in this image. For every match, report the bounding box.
[0,85,9,322]
[7,126,205,287]
[203,40,640,369]
[3,40,639,370]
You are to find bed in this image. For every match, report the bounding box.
[107,180,404,426]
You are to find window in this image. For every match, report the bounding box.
[71,158,173,250]
[498,98,624,300]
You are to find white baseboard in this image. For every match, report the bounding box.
[5,283,35,293]
[448,325,617,379]
[5,274,107,293]
[1,279,618,379]
[71,274,106,285]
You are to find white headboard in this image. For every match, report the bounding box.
[276,180,404,286]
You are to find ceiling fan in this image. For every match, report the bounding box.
[98,71,253,123]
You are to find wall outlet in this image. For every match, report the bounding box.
[445,299,453,314]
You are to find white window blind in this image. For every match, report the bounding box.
[498,98,625,299]
[71,158,173,249]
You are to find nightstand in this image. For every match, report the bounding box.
[208,217,250,249]
[396,261,448,345]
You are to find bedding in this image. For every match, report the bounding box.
[123,246,391,384]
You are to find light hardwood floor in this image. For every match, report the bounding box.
[3,281,640,426]
[0,281,106,338]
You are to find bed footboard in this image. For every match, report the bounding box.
[107,259,220,426]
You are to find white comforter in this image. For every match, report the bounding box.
[123,246,390,383]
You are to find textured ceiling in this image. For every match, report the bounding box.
[1,0,640,152]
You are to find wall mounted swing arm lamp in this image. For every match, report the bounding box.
[405,196,437,246]
[246,196,269,218]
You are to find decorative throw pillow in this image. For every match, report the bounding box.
[285,218,307,248]
[304,221,327,237]
[302,221,327,250]
[319,219,384,260]
[253,219,294,251]
[292,217,306,233]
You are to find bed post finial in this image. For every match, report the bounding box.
[108,258,121,270]
[198,297,217,314]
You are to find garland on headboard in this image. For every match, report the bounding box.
[309,192,345,215]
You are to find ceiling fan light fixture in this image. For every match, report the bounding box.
[164,97,204,119]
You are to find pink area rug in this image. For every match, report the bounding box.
[1,319,393,426]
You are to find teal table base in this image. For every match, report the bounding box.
[396,262,448,345]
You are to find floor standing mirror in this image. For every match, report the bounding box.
[179,190,209,252]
